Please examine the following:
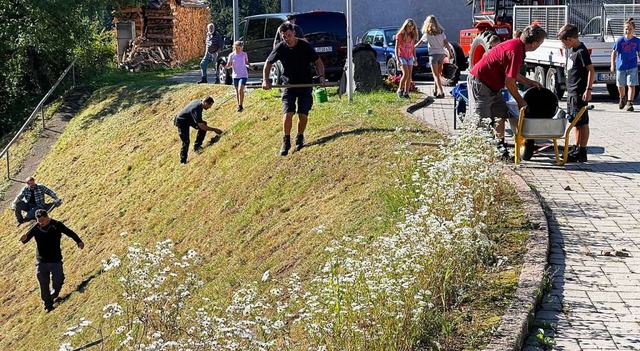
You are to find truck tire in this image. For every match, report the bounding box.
[546,67,565,100]
[606,83,640,100]
[533,66,546,87]
[386,57,398,76]
[269,61,283,85]
[217,62,232,85]
[443,42,467,86]
[469,31,494,70]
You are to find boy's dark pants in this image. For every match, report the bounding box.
[177,124,207,163]
[36,261,64,308]
[568,95,589,126]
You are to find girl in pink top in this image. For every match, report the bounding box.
[395,18,418,98]
[225,41,250,112]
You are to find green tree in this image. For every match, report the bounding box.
[0,0,113,138]
[209,0,280,37]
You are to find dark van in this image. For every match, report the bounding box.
[216,11,347,84]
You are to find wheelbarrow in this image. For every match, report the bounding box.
[513,88,592,165]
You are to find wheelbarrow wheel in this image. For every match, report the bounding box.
[521,139,535,161]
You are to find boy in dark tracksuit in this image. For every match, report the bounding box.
[558,24,595,163]
[20,209,84,312]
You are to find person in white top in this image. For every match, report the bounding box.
[416,15,454,99]
[225,41,251,112]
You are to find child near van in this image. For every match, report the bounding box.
[395,18,419,99]
[225,41,250,112]
[416,15,453,98]
[611,18,640,112]
[559,24,595,163]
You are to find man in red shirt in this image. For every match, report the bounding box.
[467,25,547,159]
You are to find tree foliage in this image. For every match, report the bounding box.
[209,0,280,38]
[0,0,281,139]
[0,0,114,138]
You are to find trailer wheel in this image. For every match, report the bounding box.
[469,31,494,70]
[533,66,546,87]
[546,67,565,100]
[606,83,640,100]
[444,42,467,86]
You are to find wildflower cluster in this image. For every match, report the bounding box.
[61,124,504,350]
[383,74,417,92]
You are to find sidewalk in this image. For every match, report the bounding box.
[411,81,640,351]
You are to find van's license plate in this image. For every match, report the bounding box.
[597,72,616,82]
[315,46,333,53]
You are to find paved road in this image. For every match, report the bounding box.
[412,79,640,351]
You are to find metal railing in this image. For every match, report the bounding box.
[0,58,76,182]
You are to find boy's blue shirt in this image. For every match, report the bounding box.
[613,36,640,70]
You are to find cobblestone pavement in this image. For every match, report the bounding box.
[411,80,640,351]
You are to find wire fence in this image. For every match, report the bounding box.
[0,58,77,182]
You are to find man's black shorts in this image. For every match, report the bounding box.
[282,87,313,115]
[568,95,589,126]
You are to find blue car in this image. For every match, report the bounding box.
[357,26,430,77]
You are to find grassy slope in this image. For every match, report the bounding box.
[0,78,444,350]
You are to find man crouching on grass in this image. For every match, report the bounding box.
[20,209,84,313]
[173,96,223,164]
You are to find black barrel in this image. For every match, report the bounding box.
[523,87,558,118]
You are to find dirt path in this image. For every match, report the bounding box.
[0,89,91,210]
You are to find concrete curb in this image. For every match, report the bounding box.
[482,171,549,351]
[404,100,550,351]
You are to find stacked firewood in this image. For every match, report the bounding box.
[171,2,210,62]
[113,0,209,69]
[119,37,178,71]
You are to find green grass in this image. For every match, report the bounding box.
[0,70,528,350]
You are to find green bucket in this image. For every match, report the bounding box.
[314,87,328,103]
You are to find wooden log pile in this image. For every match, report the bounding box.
[119,37,178,72]
[113,0,210,70]
[171,1,210,62]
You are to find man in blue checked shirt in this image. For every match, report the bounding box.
[12,176,61,225]
[197,23,224,84]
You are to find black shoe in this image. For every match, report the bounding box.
[294,134,304,152]
[193,146,204,154]
[567,150,587,163]
[280,135,291,156]
[237,105,243,112]
[196,77,207,84]
[44,305,54,313]
[627,101,634,112]
[568,144,579,156]
[435,93,445,99]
